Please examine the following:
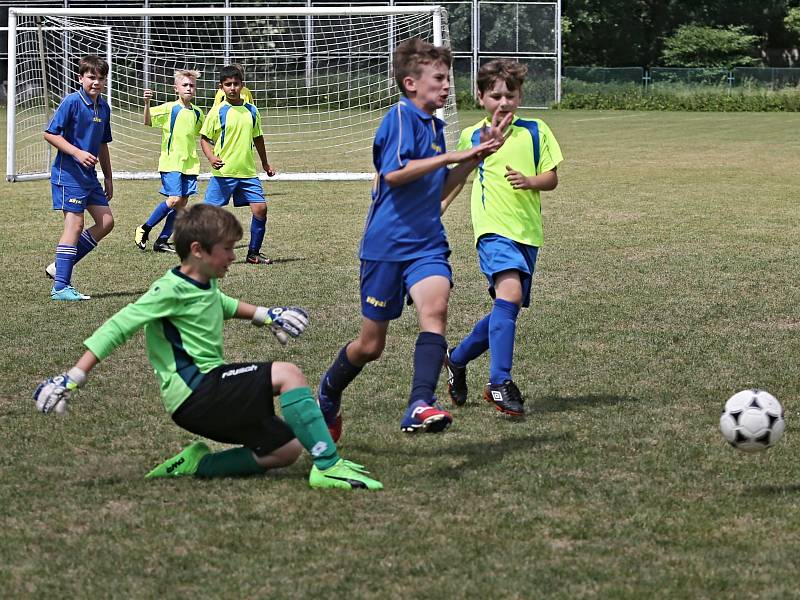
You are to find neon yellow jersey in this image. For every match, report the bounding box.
[200,101,263,178]
[213,86,253,107]
[458,116,563,247]
[149,101,204,174]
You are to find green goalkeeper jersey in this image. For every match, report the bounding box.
[83,268,239,414]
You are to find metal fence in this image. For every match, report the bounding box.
[564,66,800,93]
[0,0,562,108]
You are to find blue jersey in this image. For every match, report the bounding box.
[360,98,449,262]
[46,89,112,189]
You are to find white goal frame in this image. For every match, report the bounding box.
[6,5,455,182]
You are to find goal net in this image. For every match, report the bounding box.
[6,6,459,182]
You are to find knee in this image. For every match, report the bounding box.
[100,214,115,236]
[271,362,307,394]
[357,339,385,363]
[273,439,303,467]
[252,204,267,219]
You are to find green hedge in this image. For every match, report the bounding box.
[556,88,800,111]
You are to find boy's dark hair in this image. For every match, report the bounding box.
[79,55,109,78]
[174,205,243,259]
[392,38,452,96]
[476,59,528,94]
[219,64,244,84]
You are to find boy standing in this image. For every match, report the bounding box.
[201,65,275,265]
[443,59,563,416]
[34,204,382,490]
[44,55,114,301]
[134,70,204,253]
[317,38,507,440]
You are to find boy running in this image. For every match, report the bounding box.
[44,55,114,301]
[443,59,563,416]
[201,65,275,265]
[317,38,508,440]
[34,204,382,490]
[135,70,204,253]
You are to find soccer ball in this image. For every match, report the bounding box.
[719,389,785,452]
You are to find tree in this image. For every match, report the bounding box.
[660,24,760,67]
[786,7,800,38]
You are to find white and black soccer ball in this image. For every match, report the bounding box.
[719,389,785,452]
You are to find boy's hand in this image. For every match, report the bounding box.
[210,155,224,170]
[104,177,114,201]
[143,88,153,104]
[253,306,309,344]
[73,150,98,168]
[265,163,276,177]
[504,165,533,190]
[33,368,87,415]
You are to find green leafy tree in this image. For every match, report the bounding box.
[661,24,760,67]
[785,7,800,38]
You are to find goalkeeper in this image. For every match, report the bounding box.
[33,204,382,490]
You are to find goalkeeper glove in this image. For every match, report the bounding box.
[33,367,87,415]
[253,306,309,345]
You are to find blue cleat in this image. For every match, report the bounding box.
[400,399,452,434]
[50,285,90,301]
[318,377,342,442]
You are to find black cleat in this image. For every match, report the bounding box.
[153,239,176,253]
[246,252,273,265]
[483,380,525,417]
[444,348,468,406]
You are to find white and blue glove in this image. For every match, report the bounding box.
[33,367,87,415]
[253,306,309,345]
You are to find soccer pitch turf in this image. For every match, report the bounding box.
[1,110,799,598]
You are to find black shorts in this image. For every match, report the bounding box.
[171,362,296,457]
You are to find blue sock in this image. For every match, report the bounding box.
[158,209,177,241]
[488,299,520,384]
[409,331,447,405]
[54,244,77,291]
[145,201,171,228]
[74,230,97,264]
[451,314,491,367]
[322,344,362,394]
[248,215,267,255]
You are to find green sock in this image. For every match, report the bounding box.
[279,386,340,470]
[195,447,265,478]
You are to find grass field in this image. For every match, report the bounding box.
[1,109,799,598]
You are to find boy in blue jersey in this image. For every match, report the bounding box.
[134,70,204,253]
[442,59,563,416]
[43,55,115,301]
[33,204,382,490]
[201,65,276,265]
[317,38,509,440]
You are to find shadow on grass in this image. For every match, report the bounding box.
[745,483,800,496]
[535,393,639,413]
[90,289,149,299]
[236,257,305,265]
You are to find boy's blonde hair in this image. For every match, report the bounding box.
[392,38,452,97]
[174,69,200,84]
[174,205,243,259]
[476,59,528,94]
[79,55,109,78]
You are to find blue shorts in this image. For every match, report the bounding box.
[51,181,108,213]
[477,234,539,308]
[160,172,198,197]
[360,254,452,321]
[204,177,265,207]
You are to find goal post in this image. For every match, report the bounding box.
[6,5,459,183]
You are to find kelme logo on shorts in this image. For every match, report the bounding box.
[68,198,81,205]
[221,364,258,379]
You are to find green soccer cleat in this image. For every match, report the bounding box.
[308,458,383,490]
[145,441,210,479]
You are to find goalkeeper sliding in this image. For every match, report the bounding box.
[33,204,382,490]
